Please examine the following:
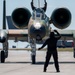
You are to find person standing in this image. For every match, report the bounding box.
[38,30,61,72]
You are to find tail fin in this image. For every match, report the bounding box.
[3,0,6,29]
[38,0,40,8]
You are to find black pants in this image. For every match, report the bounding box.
[44,51,59,71]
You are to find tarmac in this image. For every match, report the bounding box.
[0,50,75,75]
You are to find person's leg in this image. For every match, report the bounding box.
[53,51,60,72]
[44,52,51,72]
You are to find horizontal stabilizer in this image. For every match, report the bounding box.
[6,16,18,29]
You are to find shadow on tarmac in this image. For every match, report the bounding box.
[0,61,75,65]
[35,61,75,65]
[0,61,31,64]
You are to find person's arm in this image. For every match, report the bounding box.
[38,40,47,50]
[31,0,35,10]
[42,0,47,12]
[54,30,61,39]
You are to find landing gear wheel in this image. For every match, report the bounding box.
[32,55,35,64]
[1,51,5,63]
[74,48,75,58]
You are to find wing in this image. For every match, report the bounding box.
[0,29,28,43]
[58,30,74,40]
[8,29,28,42]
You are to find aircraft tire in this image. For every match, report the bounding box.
[32,55,35,64]
[1,51,5,63]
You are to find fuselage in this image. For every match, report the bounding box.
[28,8,50,40]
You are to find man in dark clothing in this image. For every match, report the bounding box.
[31,0,47,12]
[38,30,61,72]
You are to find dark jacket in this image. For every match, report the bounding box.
[40,31,61,52]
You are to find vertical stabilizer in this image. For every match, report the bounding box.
[3,0,6,29]
[38,0,40,8]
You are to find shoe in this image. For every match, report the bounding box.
[57,70,60,72]
[43,70,46,72]
[43,69,47,72]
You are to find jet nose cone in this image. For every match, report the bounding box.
[29,24,46,40]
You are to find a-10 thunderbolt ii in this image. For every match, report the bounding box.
[0,0,71,64]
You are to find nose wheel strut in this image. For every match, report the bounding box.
[30,38,36,64]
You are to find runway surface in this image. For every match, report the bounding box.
[0,50,75,75]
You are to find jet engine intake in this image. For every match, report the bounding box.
[51,8,71,29]
[11,8,31,29]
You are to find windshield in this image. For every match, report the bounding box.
[32,8,45,20]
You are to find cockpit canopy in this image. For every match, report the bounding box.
[32,8,45,20]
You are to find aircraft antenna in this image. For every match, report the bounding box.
[3,0,6,29]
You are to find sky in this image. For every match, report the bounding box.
[0,0,75,48]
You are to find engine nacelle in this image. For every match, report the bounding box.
[51,8,71,29]
[11,8,31,29]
